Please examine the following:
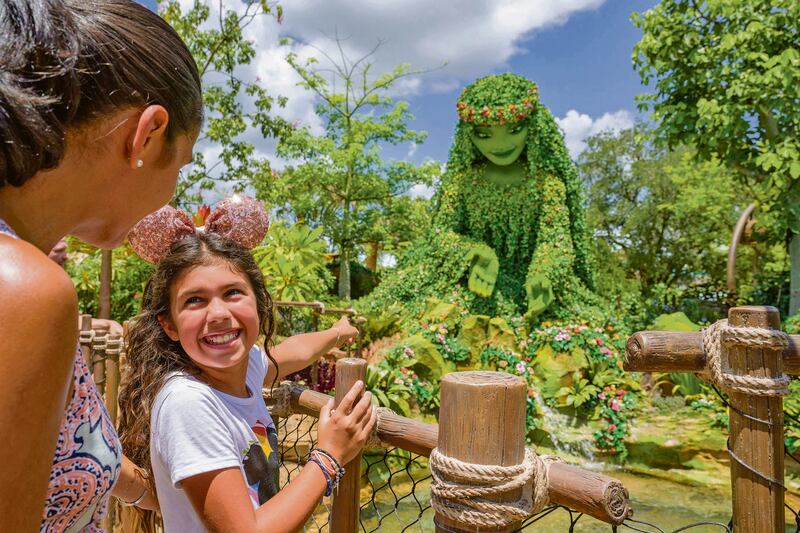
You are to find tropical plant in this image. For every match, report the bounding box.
[253,222,333,302]
[364,365,412,417]
[557,374,598,411]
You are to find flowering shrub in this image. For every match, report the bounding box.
[528,321,639,459]
[398,367,440,415]
[411,322,471,364]
[593,384,636,460]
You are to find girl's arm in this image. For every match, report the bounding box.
[265,315,359,385]
[112,455,159,511]
[182,382,376,533]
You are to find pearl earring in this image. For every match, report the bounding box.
[136,159,144,168]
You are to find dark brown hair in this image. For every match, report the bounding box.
[117,233,276,531]
[0,0,202,187]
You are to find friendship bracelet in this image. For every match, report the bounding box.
[308,457,334,497]
[312,448,346,482]
[119,487,148,507]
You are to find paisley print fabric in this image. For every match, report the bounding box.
[0,220,122,531]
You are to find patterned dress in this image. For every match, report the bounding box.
[0,219,122,532]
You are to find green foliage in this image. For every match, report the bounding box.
[650,312,701,332]
[668,373,705,397]
[557,374,598,411]
[364,364,412,417]
[784,380,800,453]
[255,41,439,299]
[160,0,290,208]
[252,222,332,302]
[633,0,800,307]
[579,126,744,329]
[65,240,153,323]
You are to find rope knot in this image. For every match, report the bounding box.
[265,382,293,418]
[428,447,559,528]
[701,319,790,396]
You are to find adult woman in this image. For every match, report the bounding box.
[0,0,202,530]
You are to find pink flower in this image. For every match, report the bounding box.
[515,362,527,374]
[596,338,604,346]
[527,388,536,398]
[608,424,617,431]
[611,399,621,412]
[598,393,606,400]
[498,360,508,368]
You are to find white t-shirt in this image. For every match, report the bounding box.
[151,345,280,532]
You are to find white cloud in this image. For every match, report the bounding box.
[555,109,634,157]
[171,0,609,198]
[406,142,418,159]
[408,183,435,200]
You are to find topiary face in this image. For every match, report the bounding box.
[468,123,529,167]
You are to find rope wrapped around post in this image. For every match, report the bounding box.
[700,319,790,396]
[429,447,560,528]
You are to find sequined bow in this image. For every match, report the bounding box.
[127,195,269,263]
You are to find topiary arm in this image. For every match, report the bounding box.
[428,171,499,297]
[526,173,577,318]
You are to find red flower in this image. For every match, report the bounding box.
[596,338,604,346]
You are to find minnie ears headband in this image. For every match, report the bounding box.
[128,195,270,263]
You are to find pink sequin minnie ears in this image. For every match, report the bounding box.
[128,195,270,263]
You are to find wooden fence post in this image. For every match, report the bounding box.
[727,306,785,532]
[79,314,93,367]
[435,371,527,533]
[92,329,107,396]
[330,358,367,533]
[105,333,121,424]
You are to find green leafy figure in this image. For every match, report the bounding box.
[366,74,599,320]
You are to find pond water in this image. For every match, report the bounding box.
[356,469,799,532]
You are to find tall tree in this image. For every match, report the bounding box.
[160,0,290,208]
[259,41,439,299]
[579,126,745,322]
[632,0,800,311]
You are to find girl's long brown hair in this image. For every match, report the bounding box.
[117,233,277,531]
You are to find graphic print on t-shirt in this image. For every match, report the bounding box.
[242,421,280,505]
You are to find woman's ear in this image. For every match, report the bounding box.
[128,105,170,170]
[157,314,180,342]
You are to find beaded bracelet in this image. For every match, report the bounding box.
[308,456,334,496]
[312,448,346,484]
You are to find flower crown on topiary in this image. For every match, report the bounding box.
[456,73,539,126]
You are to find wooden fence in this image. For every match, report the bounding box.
[81,303,800,531]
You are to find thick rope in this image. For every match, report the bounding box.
[429,447,558,528]
[265,382,293,419]
[701,319,790,397]
[364,407,393,449]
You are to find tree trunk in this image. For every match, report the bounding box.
[790,232,800,316]
[338,199,352,300]
[338,245,351,300]
[366,241,380,271]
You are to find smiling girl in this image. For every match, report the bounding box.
[118,199,375,532]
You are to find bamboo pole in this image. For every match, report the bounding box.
[330,358,366,533]
[727,306,784,532]
[625,331,800,375]
[435,371,527,532]
[272,383,631,524]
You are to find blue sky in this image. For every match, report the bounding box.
[144,0,659,195]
